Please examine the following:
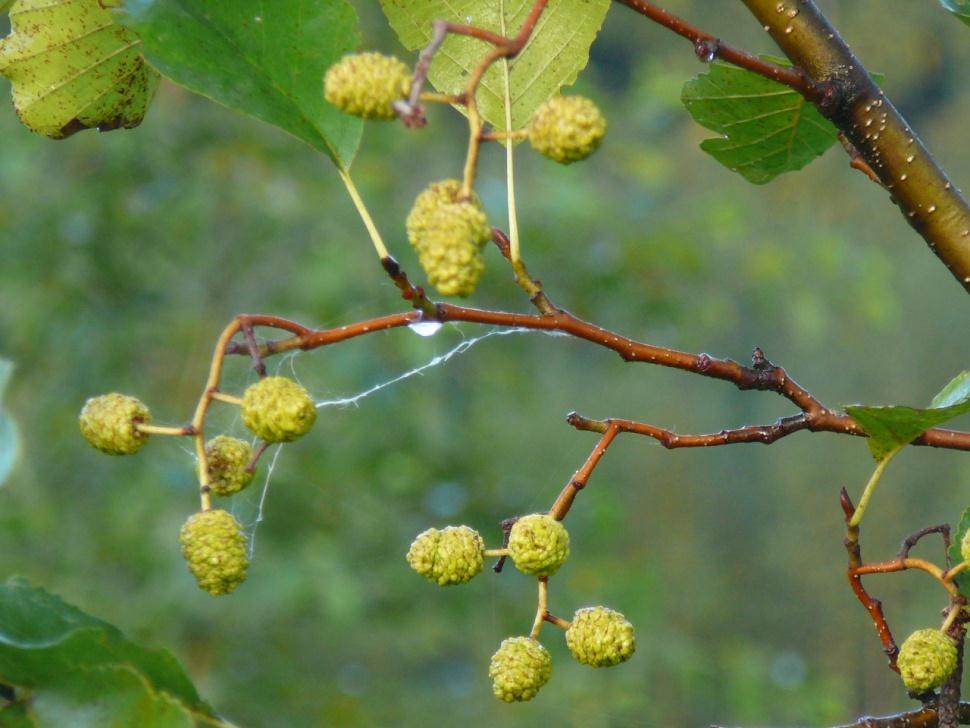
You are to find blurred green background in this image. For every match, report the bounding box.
[2,1,970,726]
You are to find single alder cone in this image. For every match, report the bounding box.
[78,393,151,455]
[324,52,412,120]
[508,513,570,576]
[406,179,491,297]
[179,509,249,596]
[565,606,636,667]
[240,376,317,443]
[528,95,607,164]
[897,628,958,693]
[406,525,485,586]
[205,435,254,497]
[488,636,552,702]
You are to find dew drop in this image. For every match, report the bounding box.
[928,205,937,214]
[906,155,914,163]
[900,174,908,181]
[409,321,443,337]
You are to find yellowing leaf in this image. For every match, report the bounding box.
[379,0,611,131]
[0,0,159,139]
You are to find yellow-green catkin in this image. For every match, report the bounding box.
[79,393,151,455]
[507,513,570,576]
[406,180,491,297]
[205,435,254,496]
[528,95,606,164]
[179,509,249,596]
[488,636,552,702]
[897,629,958,692]
[406,526,485,585]
[324,52,411,120]
[565,606,636,667]
[240,376,317,443]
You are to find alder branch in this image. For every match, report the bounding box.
[225,307,970,453]
[738,0,970,294]
[616,0,970,293]
[614,0,825,102]
[834,703,970,728]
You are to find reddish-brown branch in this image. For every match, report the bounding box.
[841,488,900,671]
[614,0,824,102]
[224,308,970,453]
[548,425,620,521]
[835,703,970,728]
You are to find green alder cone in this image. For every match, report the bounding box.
[324,52,411,120]
[179,509,249,596]
[897,629,958,693]
[529,95,607,164]
[0,0,159,139]
[565,606,636,667]
[488,636,552,702]
[205,435,254,497]
[406,179,491,297]
[240,376,317,443]
[78,393,150,455]
[508,513,570,576]
[406,525,485,586]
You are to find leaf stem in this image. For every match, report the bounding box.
[338,167,390,260]
[849,446,902,528]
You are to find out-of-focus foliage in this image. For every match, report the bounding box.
[0,358,16,487]
[941,0,970,27]
[1,2,969,726]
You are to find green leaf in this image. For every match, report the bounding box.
[379,0,611,132]
[931,369,970,408]
[0,358,18,488]
[119,0,362,168]
[949,507,970,598]
[0,578,225,727]
[941,0,970,26]
[681,57,839,184]
[0,0,160,139]
[846,370,970,460]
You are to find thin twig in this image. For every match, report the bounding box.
[614,0,824,102]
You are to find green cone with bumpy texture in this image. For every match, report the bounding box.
[897,629,957,693]
[508,514,570,576]
[79,393,151,455]
[529,96,606,164]
[406,526,485,585]
[565,606,636,667]
[206,435,254,497]
[0,0,159,139]
[406,179,491,297]
[241,376,317,443]
[488,636,551,702]
[324,52,411,120]
[179,509,248,596]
